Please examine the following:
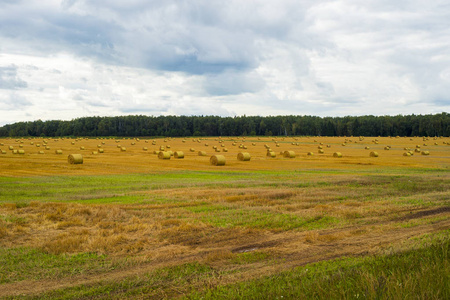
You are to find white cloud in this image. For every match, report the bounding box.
[0,0,449,126]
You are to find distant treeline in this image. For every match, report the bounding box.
[0,113,449,137]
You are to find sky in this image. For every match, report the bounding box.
[1,0,450,126]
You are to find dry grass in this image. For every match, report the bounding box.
[0,135,449,298]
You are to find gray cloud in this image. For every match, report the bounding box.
[0,66,27,89]
[0,0,449,125]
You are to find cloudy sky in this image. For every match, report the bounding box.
[1,0,449,126]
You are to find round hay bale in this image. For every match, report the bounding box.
[318,149,324,154]
[18,149,25,155]
[167,151,174,156]
[120,147,126,152]
[45,146,50,150]
[421,151,430,155]
[142,147,148,151]
[1,150,6,154]
[365,146,370,150]
[215,148,221,152]
[403,152,411,156]
[370,151,379,157]
[158,151,171,159]
[223,148,228,152]
[283,151,296,158]
[12,150,18,154]
[55,150,63,154]
[8,146,13,150]
[307,152,314,156]
[174,151,184,159]
[92,151,98,155]
[318,145,323,149]
[333,152,343,158]
[198,151,207,156]
[80,146,85,150]
[38,151,44,154]
[384,146,390,150]
[267,151,276,157]
[210,155,226,166]
[68,154,83,164]
[237,152,251,161]
[190,148,195,152]
[98,149,104,153]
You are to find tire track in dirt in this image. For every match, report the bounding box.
[1,218,448,298]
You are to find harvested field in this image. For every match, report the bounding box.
[0,135,449,298]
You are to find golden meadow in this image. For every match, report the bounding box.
[0,135,449,299]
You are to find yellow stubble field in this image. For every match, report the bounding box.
[1,135,449,176]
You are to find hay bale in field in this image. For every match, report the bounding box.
[210,155,226,166]
[120,147,126,152]
[223,148,228,152]
[12,150,18,154]
[68,154,83,164]
[153,150,160,155]
[283,151,296,158]
[365,146,370,150]
[318,149,324,154]
[267,151,276,157]
[307,152,314,156]
[403,152,411,156]
[158,151,171,159]
[80,146,85,150]
[198,151,207,156]
[167,151,174,156]
[9,146,13,150]
[45,146,50,150]
[384,146,390,150]
[190,148,195,152]
[92,151,98,155]
[205,143,209,146]
[97,145,102,148]
[174,151,184,159]
[415,148,421,153]
[38,151,44,154]
[143,147,148,151]
[160,146,165,151]
[370,151,379,157]
[98,149,104,153]
[421,151,430,155]
[18,150,25,154]
[237,152,251,161]
[55,150,63,154]
[215,148,221,152]
[1,150,6,154]
[333,152,343,158]
[19,144,23,148]
[327,145,331,148]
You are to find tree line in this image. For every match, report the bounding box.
[0,113,448,138]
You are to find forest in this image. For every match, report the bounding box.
[0,113,448,137]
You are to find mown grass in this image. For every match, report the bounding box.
[7,231,448,299]
[0,248,125,284]
[0,168,449,298]
[188,231,450,300]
